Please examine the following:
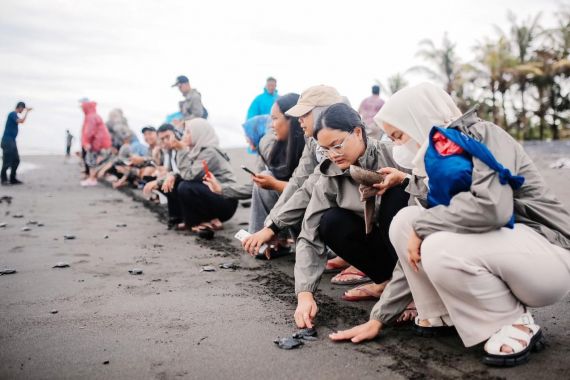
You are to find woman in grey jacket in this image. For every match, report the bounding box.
[143,120,238,232]
[293,103,410,329]
[331,83,570,367]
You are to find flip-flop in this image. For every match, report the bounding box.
[324,258,350,274]
[331,268,371,286]
[341,283,379,302]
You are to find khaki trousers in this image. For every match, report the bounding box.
[390,206,570,347]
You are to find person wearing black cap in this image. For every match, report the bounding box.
[2,101,32,185]
[172,75,207,121]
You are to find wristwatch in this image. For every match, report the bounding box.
[401,174,412,187]
[264,219,280,234]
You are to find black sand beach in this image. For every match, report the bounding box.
[1,145,569,379]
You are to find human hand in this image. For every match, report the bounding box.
[161,174,176,193]
[143,180,158,195]
[252,173,277,190]
[202,172,222,194]
[372,167,407,195]
[329,320,382,343]
[26,107,33,112]
[129,156,145,166]
[407,230,423,272]
[242,227,275,256]
[294,292,318,328]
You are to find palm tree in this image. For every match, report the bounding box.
[408,32,462,95]
[507,10,543,139]
[473,36,518,128]
[385,73,409,95]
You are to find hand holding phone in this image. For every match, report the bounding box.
[240,165,257,176]
[202,160,211,178]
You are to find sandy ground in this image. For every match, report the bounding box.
[0,144,569,380]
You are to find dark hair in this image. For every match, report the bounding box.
[372,85,380,95]
[141,126,157,134]
[266,93,304,180]
[313,103,367,142]
[266,76,277,83]
[16,102,25,109]
[157,123,175,134]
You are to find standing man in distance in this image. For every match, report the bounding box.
[1,102,32,185]
[172,75,207,125]
[358,85,385,139]
[246,77,278,120]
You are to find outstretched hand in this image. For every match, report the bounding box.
[329,320,382,343]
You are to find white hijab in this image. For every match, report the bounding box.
[183,118,220,160]
[373,83,462,176]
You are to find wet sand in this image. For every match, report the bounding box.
[0,145,569,380]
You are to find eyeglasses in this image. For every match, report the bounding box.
[317,131,354,158]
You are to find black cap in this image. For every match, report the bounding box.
[141,126,156,134]
[171,75,189,87]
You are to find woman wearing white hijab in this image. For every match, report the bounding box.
[330,83,570,367]
[144,119,238,232]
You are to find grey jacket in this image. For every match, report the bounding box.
[294,139,401,294]
[160,146,237,187]
[266,137,321,229]
[179,89,205,121]
[370,110,570,325]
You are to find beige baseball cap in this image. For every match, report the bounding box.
[285,85,342,117]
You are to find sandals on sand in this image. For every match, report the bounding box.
[324,257,350,274]
[341,283,379,302]
[413,315,457,337]
[331,267,371,286]
[483,312,545,367]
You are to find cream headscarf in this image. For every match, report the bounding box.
[373,83,462,176]
[183,118,220,160]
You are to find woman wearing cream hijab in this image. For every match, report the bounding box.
[331,83,570,367]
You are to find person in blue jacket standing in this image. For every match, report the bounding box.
[246,77,278,120]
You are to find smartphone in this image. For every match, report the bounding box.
[234,229,268,254]
[202,160,211,177]
[240,165,256,176]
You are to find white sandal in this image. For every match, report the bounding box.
[483,312,545,367]
[413,315,456,337]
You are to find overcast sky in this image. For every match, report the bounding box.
[0,0,562,154]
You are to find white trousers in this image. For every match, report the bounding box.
[390,206,570,347]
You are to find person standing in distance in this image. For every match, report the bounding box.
[1,101,32,185]
[172,75,207,125]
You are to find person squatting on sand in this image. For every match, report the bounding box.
[82,80,569,368]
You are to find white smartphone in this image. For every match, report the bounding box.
[234,229,268,255]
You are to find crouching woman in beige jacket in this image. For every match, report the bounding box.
[332,83,570,367]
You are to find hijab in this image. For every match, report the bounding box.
[373,83,462,176]
[183,118,220,160]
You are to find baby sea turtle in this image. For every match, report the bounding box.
[219,262,239,270]
[53,262,70,268]
[12,214,24,219]
[0,269,17,275]
[0,222,7,228]
[63,235,76,240]
[292,327,318,341]
[37,223,44,227]
[128,268,143,275]
[116,223,127,228]
[200,265,216,272]
[27,220,38,225]
[349,165,385,187]
[21,227,31,232]
[273,337,303,350]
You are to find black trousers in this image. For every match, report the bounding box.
[165,179,238,227]
[1,139,20,182]
[318,185,410,284]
